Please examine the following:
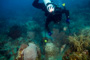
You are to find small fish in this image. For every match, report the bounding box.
[63,26,67,31]
[60,44,66,53]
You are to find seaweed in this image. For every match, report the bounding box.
[63,27,90,60]
[68,27,90,52]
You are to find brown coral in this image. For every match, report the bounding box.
[16,44,28,60]
[69,52,82,60]
[63,27,90,60]
[68,27,90,52]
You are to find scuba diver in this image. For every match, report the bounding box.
[32,0,70,36]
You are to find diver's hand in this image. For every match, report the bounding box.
[66,19,70,24]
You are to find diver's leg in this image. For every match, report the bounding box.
[45,18,52,33]
[65,10,69,18]
[62,9,69,19]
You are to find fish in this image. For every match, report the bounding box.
[60,44,66,53]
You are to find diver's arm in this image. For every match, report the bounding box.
[32,0,43,9]
[62,8,69,19]
[62,8,70,24]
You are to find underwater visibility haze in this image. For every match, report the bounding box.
[0,0,90,60]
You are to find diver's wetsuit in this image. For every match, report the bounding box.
[32,0,69,33]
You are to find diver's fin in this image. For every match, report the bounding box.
[62,3,65,7]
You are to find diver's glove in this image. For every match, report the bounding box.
[66,18,70,24]
[48,32,52,36]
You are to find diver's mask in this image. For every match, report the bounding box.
[43,0,55,13]
[46,3,55,13]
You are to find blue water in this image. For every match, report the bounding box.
[0,0,90,60]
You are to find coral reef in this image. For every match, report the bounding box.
[68,27,90,52]
[45,42,59,60]
[16,42,41,60]
[27,31,35,40]
[63,50,89,60]
[25,21,41,31]
[63,27,90,60]
[8,25,23,39]
[51,28,69,47]
[16,44,28,60]
[25,21,43,45]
